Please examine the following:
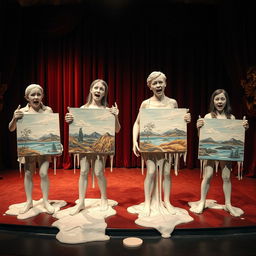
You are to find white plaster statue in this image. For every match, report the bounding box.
[132,71,191,217]
[9,84,55,214]
[189,89,249,217]
[65,79,121,215]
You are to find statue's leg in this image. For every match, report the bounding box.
[144,159,156,216]
[71,155,90,215]
[221,162,243,217]
[190,160,214,214]
[94,157,108,211]
[39,159,54,214]
[163,160,177,214]
[19,157,34,214]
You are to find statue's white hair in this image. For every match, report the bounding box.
[25,84,44,97]
[146,71,166,87]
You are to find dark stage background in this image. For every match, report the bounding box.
[0,0,255,174]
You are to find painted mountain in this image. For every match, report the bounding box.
[16,113,62,157]
[139,108,187,153]
[68,108,115,154]
[198,119,245,161]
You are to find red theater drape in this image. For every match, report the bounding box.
[1,1,255,174]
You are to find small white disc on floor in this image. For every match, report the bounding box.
[123,237,143,248]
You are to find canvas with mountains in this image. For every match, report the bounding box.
[68,108,115,154]
[16,113,62,157]
[198,119,245,162]
[139,108,187,153]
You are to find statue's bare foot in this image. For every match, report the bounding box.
[164,202,177,215]
[70,202,85,215]
[142,202,151,217]
[44,201,55,214]
[225,204,244,217]
[100,198,108,211]
[189,201,205,214]
[19,201,33,214]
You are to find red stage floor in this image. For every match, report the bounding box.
[0,167,256,230]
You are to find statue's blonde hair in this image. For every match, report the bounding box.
[24,84,46,110]
[146,71,166,87]
[25,84,44,98]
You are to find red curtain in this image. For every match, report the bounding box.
[1,2,255,174]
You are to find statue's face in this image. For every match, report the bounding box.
[26,87,43,110]
[213,92,226,113]
[149,75,166,98]
[90,82,105,103]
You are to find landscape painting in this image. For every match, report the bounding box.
[140,108,187,153]
[17,113,62,157]
[69,108,115,154]
[198,119,245,162]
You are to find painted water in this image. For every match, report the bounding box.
[18,141,62,156]
[140,136,186,146]
[198,143,244,162]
